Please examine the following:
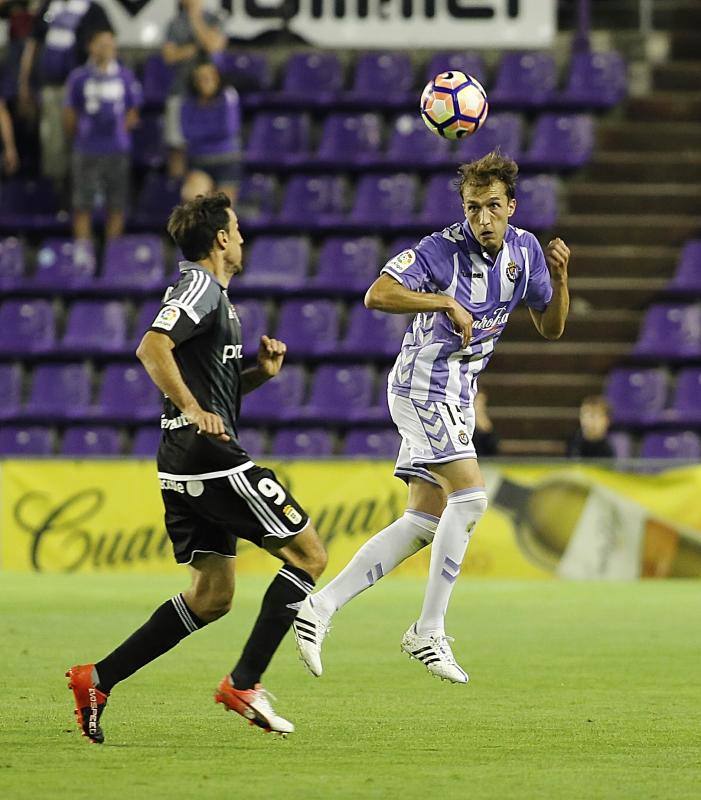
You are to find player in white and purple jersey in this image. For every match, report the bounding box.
[294,151,571,684]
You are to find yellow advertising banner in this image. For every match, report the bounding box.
[1,459,701,578]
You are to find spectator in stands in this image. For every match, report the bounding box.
[162,0,227,179]
[180,59,242,204]
[472,390,500,456]
[0,97,20,174]
[63,29,141,241]
[567,395,615,459]
[17,0,113,184]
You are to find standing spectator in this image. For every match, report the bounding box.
[63,29,141,241]
[567,395,615,459]
[17,0,113,184]
[472,390,500,456]
[180,60,242,204]
[0,96,20,175]
[162,0,227,178]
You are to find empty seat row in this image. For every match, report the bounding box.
[606,367,701,427]
[633,303,701,360]
[606,430,701,461]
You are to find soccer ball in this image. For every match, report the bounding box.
[420,71,488,140]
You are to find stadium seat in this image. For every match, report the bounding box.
[558,51,627,109]
[670,368,701,425]
[234,299,270,356]
[141,54,174,108]
[61,301,129,355]
[0,178,66,232]
[385,114,453,169]
[276,52,344,107]
[131,173,182,230]
[605,368,669,426]
[93,363,162,422]
[274,299,340,357]
[130,300,162,348]
[32,238,96,289]
[271,428,334,457]
[608,431,633,460]
[640,431,701,460]
[131,426,161,456]
[343,427,400,458]
[23,364,92,421]
[213,51,273,94]
[522,114,594,170]
[277,175,347,229]
[239,236,310,290]
[349,174,418,228]
[241,364,307,423]
[0,425,55,455]
[511,175,559,231]
[238,427,267,457]
[0,300,56,356]
[345,52,414,107]
[100,234,166,291]
[131,111,165,169]
[424,52,488,87]
[0,237,26,289]
[301,364,376,422]
[489,52,557,108]
[417,173,465,229]
[0,363,23,421]
[339,306,411,357]
[245,112,312,168]
[61,426,122,456]
[456,112,523,161]
[238,173,278,229]
[311,237,382,293]
[316,113,383,168]
[633,304,701,360]
[669,240,701,292]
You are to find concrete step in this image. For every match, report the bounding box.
[626,92,701,123]
[653,62,701,92]
[586,151,701,183]
[498,439,567,456]
[489,406,579,440]
[596,121,701,152]
[478,372,603,407]
[567,245,678,278]
[567,183,701,215]
[654,3,701,30]
[488,342,629,374]
[669,33,701,60]
[502,308,642,342]
[557,213,699,247]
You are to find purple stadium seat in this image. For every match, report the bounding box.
[634,304,701,360]
[606,368,669,426]
[93,363,162,422]
[241,365,307,423]
[522,114,594,170]
[131,173,182,229]
[608,431,633,460]
[349,174,418,228]
[385,114,453,169]
[61,301,128,355]
[213,51,273,94]
[346,52,414,107]
[271,428,334,457]
[0,300,56,355]
[425,52,488,87]
[238,427,267,457]
[23,364,92,421]
[344,428,400,458]
[489,52,557,108]
[456,112,523,161]
[277,52,344,106]
[33,238,96,289]
[141,54,174,107]
[339,306,411,357]
[131,426,161,456]
[274,299,340,357]
[131,112,165,169]
[277,175,346,228]
[130,300,162,348]
[511,175,559,231]
[417,173,464,229]
[234,299,269,356]
[0,178,65,231]
[101,235,165,291]
[302,364,376,423]
[0,363,22,421]
[61,426,122,456]
[312,237,382,293]
[316,114,383,168]
[669,240,701,291]
[0,237,26,289]
[245,112,311,168]
[0,425,55,455]
[640,431,701,460]
[237,173,278,229]
[239,236,310,290]
[670,368,701,425]
[558,51,627,109]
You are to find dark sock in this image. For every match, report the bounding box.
[95,594,206,693]
[231,565,315,690]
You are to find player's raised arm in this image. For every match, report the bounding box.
[528,237,570,340]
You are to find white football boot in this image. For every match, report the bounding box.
[401,623,469,684]
[292,596,332,677]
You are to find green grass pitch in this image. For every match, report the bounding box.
[1,573,699,800]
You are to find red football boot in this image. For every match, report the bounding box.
[214,676,294,736]
[66,664,109,744]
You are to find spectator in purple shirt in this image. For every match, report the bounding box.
[63,29,141,241]
[180,60,242,203]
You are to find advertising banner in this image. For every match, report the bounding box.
[2,459,701,578]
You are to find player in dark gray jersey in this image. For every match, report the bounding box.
[66,193,327,743]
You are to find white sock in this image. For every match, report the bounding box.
[416,488,488,637]
[312,510,439,619]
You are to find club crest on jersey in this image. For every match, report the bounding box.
[505,261,521,282]
[387,249,416,273]
[152,305,180,331]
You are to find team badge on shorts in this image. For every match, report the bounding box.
[152,305,181,331]
[282,504,303,524]
[458,430,469,445]
[387,249,416,273]
[506,261,521,282]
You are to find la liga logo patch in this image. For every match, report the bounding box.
[152,305,181,331]
[387,249,416,273]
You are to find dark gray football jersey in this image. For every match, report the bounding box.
[148,261,249,475]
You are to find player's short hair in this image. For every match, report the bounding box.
[581,395,610,414]
[457,150,518,200]
[167,192,232,262]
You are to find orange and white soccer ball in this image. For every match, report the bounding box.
[420,71,489,140]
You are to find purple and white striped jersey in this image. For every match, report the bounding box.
[382,220,553,407]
